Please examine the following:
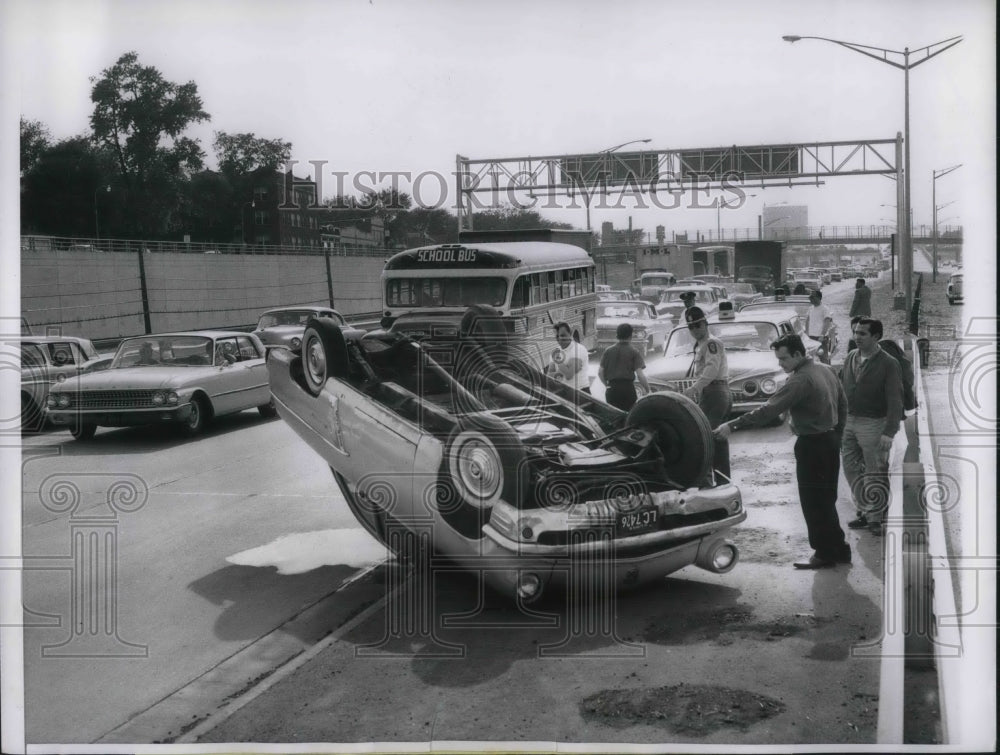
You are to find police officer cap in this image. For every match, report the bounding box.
[680,291,696,301]
[684,306,707,324]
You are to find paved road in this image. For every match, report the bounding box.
[20,274,890,746]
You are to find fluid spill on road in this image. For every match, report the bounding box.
[226,528,387,574]
[581,682,785,735]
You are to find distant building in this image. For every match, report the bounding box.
[247,170,322,249]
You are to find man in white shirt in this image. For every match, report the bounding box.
[805,290,834,364]
[546,321,590,394]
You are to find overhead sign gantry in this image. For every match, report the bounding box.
[455,137,901,233]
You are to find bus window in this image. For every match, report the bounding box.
[547,271,557,303]
[511,276,530,309]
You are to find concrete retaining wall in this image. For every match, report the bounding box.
[21,248,385,340]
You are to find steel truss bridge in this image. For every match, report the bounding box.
[455,137,906,231]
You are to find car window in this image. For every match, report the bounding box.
[113,336,214,367]
[214,337,241,364]
[21,343,48,369]
[46,342,80,366]
[236,335,261,360]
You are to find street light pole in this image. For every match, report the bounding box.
[932,164,961,282]
[582,138,652,231]
[782,34,962,314]
[718,193,756,241]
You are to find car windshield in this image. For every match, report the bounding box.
[663,290,709,303]
[257,309,339,328]
[386,277,507,308]
[599,304,649,319]
[664,321,780,358]
[641,276,673,287]
[112,336,216,368]
[732,283,756,294]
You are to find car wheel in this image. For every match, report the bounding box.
[626,391,714,489]
[257,399,278,418]
[301,318,351,397]
[183,396,209,436]
[439,416,526,537]
[20,393,43,433]
[70,423,97,441]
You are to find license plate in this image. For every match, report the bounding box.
[616,505,659,536]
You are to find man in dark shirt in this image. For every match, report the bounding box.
[715,334,851,569]
[840,318,903,535]
[598,323,650,411]
[849,278,872,318]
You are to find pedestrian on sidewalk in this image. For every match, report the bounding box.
[849,278,872,318]
[805,290,835,364]
[598,322,650,411]
[715,334,851,569]
[840,318,904,536]
[682,306,732,480]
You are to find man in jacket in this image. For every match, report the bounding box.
[840,318,904,535]
[715,334,851,569]
[849,278,872,318]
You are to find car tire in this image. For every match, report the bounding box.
[257,399,278,418]
[70,423,97,441]
[439,415,526,538]
[183,396,210,437]
[301,318,351,397]
[626,391,714,489]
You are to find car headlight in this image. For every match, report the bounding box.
[46,395,57,408]
[166,391,179,405]
[151,391,165,406]
[760,377,778,394]
[290,337,301,350]
[58,394,71,408]
[742,380,759,397]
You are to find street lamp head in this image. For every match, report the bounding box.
[782,35,802,43]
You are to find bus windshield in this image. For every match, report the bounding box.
[385,277,508,308]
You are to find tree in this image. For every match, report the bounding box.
[90,51,210,236]
[469,204,575,232]
[21,137,118,237]
[20,118,51,177]
[213,132,292,177]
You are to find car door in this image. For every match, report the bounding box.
[210,336,263,414]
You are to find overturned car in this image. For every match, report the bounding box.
[268,305,745,603]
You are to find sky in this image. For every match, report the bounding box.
[3,0,995,243]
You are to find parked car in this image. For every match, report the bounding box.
[728,282,762,310]
[45,331,276,440]
[267,307,746,603]
[947,272,963,305]
[19,335,111,432]
[253,305,362,351]
[791,273,823,292]
[653,286,719,322]
[595,300,673,356]
[646,311,821,417]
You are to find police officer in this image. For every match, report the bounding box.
[680,290,697,310]
[682,306,731,480]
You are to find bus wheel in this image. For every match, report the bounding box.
[626,392,713,489]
